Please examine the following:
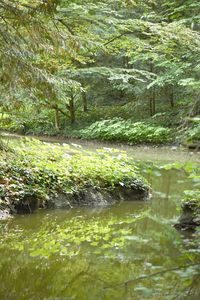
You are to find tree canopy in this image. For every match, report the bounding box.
[0,0,200,141]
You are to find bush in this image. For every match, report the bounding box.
[77,118,171,144]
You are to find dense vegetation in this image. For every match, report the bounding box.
[0,0,199,221]
[0,0,200,144]
[76,119,171,144]
[0,138,148,214]
[1,3,200,299]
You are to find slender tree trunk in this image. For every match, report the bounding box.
[124,55,129,68]
[54,107,60,130]
[169,86,174,108]
[149,88,156,116]
[152,88,156,115]
[149,96,153,117]
[119,90,125,101]
[149,62,156,116]
[69,96,76,124]
[82,91,88,112]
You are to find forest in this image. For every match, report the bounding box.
[0,0,200,144]
[0,1,200,300]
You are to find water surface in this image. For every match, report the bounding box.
[0,139,200,299]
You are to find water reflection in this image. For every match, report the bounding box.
[0,163,200,299]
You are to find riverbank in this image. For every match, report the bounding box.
[2,111,200,147]
[0,138,149,217]
[1,134,200,229]
[2,131,200,163]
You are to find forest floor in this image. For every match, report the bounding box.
[1,102,200,146]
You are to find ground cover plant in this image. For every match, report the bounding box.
[76,119,171,144]
[0,138,148,214]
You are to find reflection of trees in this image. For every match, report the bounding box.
[180,272,200,300]
[1,193,200,299]
[101,262,200,299]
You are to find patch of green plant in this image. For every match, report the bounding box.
[0,138,148,212]
[76,118,171,144]
[182,190,200,206]
[185,123,200,143]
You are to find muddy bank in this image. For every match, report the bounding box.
[27,185,148,212]
[1,184,149,219]
[47,185,149,209]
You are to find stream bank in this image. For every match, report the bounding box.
[1,133,200,230]
[0,137,149,217]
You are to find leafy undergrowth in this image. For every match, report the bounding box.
[184,123,200,144]
[183,190,200,207]
[0,138,148,213]
[76,118,172,144]
[2,104,200,146]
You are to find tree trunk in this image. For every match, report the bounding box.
[54,107,60,130]
[152,89,156,115]
[82,91,88,112]
[124,55,129,68]
[149,89,156,116]
[69,96,76,124]
[169,86,174,108]
[149,62,156,116]
[149,96,153,116]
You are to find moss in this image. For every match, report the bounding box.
[0,138,149,214]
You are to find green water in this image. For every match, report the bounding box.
[0,142,200,299]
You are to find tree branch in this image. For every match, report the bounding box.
[56,19,76,35]
[104,31,135,46]
[105,262,200,289]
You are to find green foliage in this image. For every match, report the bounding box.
[77,118,171,144]
[1,0,200,144]
[183,190,200,206]
[0,138,147,211]
[185,123,200,143]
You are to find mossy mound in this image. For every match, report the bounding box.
[0,138,149,215]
